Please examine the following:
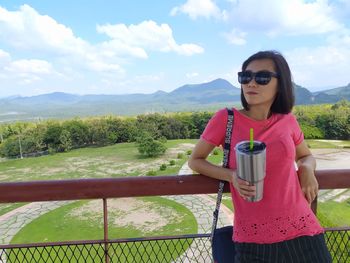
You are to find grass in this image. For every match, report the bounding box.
[306,139,350,149]
[317,201,350,227]
[11,197,197,243]
[0,203,26,216]
[10,197,197,262]
[0,139,197,182]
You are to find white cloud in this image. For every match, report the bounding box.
[0,49,11,61]
[186,72,199,78]
[222,28,247,45]
[228,0,343,36]
[286,45,350,89]
[0,5,201,87]
[97,20,204,57]
[0,5,88,54]
[0,4,124,80]
[5,59,53,74]
[171,0,227,20]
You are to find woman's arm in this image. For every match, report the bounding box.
[189,139,256,199]
[295,140,318,204]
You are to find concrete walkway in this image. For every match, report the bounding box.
[0,201,72,245]
[170,162,233,263]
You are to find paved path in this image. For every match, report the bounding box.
[170,162,233,263]
[312,149,350,202]
[0,201,72,245]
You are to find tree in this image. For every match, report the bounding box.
[136,132,167,157]
[58,130,72,152]
[0,135,20,158]
[62,119,89,148]
[43,122,63,152]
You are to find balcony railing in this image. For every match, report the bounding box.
[0,169,349,262]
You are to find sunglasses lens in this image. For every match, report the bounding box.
[238,72,252,84]
[255,71,272,85]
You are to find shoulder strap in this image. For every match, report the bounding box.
[210,108,234,242]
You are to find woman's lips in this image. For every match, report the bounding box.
[246,91,258,95]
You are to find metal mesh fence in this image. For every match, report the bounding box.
[0,230,348,263]
[325,228,350,263]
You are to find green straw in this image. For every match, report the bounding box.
[250,128,254,151]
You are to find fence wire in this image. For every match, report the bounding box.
[0,230,348,263]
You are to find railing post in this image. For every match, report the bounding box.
[311,196,318,215]
[103,198,110,263]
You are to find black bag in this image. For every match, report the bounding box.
[211,108,235,263]
[212,226,235,263]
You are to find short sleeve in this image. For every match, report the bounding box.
[200,108,228,146]
[290,114,304,146]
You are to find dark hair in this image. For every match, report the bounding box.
[240,50,294,114]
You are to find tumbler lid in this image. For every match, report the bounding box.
[236,141,266,154]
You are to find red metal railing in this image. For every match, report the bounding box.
[0,169,349,262]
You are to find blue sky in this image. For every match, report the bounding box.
[0,0,349,97]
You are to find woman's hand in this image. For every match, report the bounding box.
[295,141,318,204]
[230,170,256,200]
[298,164,318,204]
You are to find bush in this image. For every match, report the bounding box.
[160,164,167,171]
[169,160,176,165]
[146,170,157,176]
[212,148,219,155]
[136,132,167,157]
[186,150,192,155]
[300,123,324,139]
[177,153,184,159]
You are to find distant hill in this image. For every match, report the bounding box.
[0,79,349,122]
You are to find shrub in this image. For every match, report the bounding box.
[300,123,324,139]
[169,160,176,165]
[177,153,184,159]
[136,132,167,157]
[213,148,219,155]
[146,170,157,176]
[186,150,192,155]
[160,164,167,171]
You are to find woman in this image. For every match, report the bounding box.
[188,50,332,262]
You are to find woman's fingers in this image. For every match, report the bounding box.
[236,179,256,199]
[302,187,318,203]
[232,173,256,200]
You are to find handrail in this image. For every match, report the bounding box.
[0,169,349,203]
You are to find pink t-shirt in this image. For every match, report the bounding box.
[201,108,324,244]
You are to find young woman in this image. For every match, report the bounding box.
[188,51,332,262]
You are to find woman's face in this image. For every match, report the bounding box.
[242,58,278,109]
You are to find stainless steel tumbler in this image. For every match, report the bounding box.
[235,141,266,202]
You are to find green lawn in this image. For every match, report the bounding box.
[10,197,197,262]
[11,197,197,243]
[306,139,350,149]
[0,139,197,182]
[317,201,350,227]
[0,203,26,216]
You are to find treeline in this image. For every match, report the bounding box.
[0,112,212,158]
[0,100,349,158]
[294,99,350,140]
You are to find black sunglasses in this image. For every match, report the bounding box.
[238,70,279,85]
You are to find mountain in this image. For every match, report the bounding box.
[0,79,349,122]
[294,83,350,104]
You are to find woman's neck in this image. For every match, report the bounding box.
[241,107,272,121]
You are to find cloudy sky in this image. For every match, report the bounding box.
[0,0,349,97]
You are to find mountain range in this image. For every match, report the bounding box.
[0,78,349,122]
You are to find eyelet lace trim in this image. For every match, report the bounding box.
[234,213,319,241]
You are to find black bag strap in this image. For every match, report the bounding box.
[210,108,234,243]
